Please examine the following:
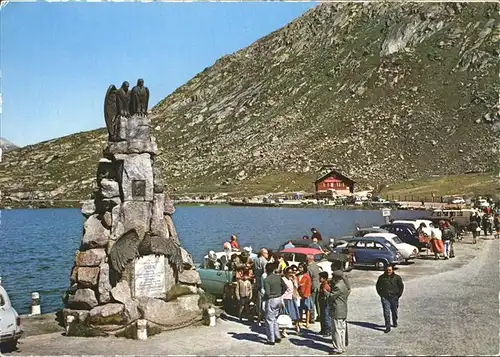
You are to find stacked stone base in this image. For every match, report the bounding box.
[62,114,203,338]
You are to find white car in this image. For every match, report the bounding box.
[0,284,23,352]
[392,219,434,230]
[451,197,465,204]
[478,199,490,208]
[363,233,419,262]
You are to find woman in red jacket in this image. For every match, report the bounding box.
[297,262,313,329]
[230,235,240,251]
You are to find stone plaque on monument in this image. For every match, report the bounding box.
[132,180,146,197]
[134,255,166,298]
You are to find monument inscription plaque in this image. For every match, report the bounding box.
[132,180,146,197]
[134,255,166,298]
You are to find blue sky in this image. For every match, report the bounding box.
[1,2,316,147]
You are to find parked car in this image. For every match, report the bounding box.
[353,227,389,237]
[331,236,403,270]
[477,199,490,208]
[392,219,433,230]
[451,197,465,204]
[362,233,419,263]
[0,284,23,352]
[379,223,427,250]
[279,247,353,274]
[197,252,235,298]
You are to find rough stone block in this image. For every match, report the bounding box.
[153,167,164,193]
[98,263,112,304]
[81,215,110,249]
[62,308,90,325]
[111,281,139,322]
[100,179,120,198]
[111,201,152,240]
[180,247,195,269]
[70,265,78,284]
[104,141,128,155]
[81,200,95,218]
[67,288,99,310]
[75,249,106,267]
[77,267,100,288]
[164,215,179,243]
[150,194,166,237]
[102,211,112,229]
[164,196,176,215]
[137,295,200,326]
[116,153,154,201]
[178,269,202,286]
[127,140,158,155]
[89,303,125,325]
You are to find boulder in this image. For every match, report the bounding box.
[164,215,179,243]
[77,267,100,288]
[111,201,152,240]
[102,211,112,229]
[104,141,128,155]
[110,281,139,322]
[67,289,99,310]
[81,200,95,218]
[163,197,176,215]
[137,295,200,326]
[178,269,202,286]
[89,303,125,325]
[111,280,132,303]
[153,167,165,193]
[81,215,110,249]
[100,179,120,198]
[150,194,166,237]
[180,247,194,268]
[62,308,90,325]
[75,249,106,267]
[98,263,112,304]
[115,153,154,202]
[70,266,78,284]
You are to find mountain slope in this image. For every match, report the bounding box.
[0,137,18,153]
[0,2,499,202]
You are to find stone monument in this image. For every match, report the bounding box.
[61,79,202,337]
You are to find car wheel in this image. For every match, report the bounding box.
[375,259,387,271]
[1,339,18,352]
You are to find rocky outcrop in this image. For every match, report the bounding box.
[62,112,202,338]
[0,3,498,200]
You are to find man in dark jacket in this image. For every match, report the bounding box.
[263,262,287,345]
[375,265,404,333]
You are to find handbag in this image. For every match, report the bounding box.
[277,304,293,328]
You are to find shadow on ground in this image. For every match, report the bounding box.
[348,320,386,332]
[227,332,267,344]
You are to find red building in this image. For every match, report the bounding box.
[314,166,355,197]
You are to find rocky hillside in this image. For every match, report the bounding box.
[0,2,499,202]
[0,137,18,153]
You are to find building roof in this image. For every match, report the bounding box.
[315,166,355,184]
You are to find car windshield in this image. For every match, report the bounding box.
[392,236,403,244]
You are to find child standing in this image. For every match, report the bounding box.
[235,274,253,322]
[318,271,332,337]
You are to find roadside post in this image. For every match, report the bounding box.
[382,208,392,224]
[31,292,41,315]
[136,319,148,340]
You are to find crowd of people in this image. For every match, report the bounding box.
[469,209,500,242]
[417,220,457,259]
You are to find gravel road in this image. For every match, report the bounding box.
[5,236,499,356]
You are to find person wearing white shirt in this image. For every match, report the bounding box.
[430,227,443,259]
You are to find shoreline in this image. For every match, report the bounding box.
[0,200,436,211]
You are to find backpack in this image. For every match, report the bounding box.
[443,228,454,241]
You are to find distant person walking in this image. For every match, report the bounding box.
[311,228,323,241]
[263,262,287,345]
[494,214,500,240]
[376,265,404,333]
[324,271,351,354]
[469,220,479,244]
[254,248,270,326]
